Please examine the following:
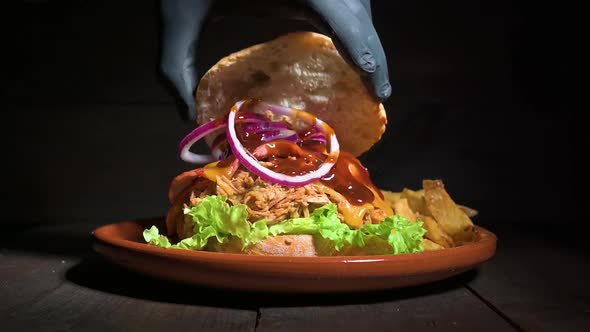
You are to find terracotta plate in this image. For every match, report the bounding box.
[92,218,496,293]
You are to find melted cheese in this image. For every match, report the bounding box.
[316,183,393,229]
[202,161,234,183]
[370,189,394,216]
[201,161,393,228]
[338,201,373,229]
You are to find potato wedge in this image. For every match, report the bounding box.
[381,190,401,207]
[401,188,430,216]
[393,198,418,222]
[458,204,478,218]
[419,215,455,248]
[422,239,445,251]
[423,179,475,244]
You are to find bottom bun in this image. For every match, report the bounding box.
[205,234,397,257]
[207,235,318,256]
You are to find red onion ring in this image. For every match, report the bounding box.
[259,129,301,144]
[210,124,300,160]
[226,100,340,187]
[242,121,290,133]
[210,133,228,160]
[178,118,227,164]
[303,131,327,145]
[179,100,257,164]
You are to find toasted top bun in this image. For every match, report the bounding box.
[196,31,387,156]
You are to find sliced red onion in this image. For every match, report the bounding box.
[179,100,254,164]
[242,121,289,133]
[265,104,331,147]
[308,137,327,145]
[259,129,301,144]
[211,127,302,160]
[178,118,226,164]
[226,100,340,187]
[210,133,229,160]
[236,112,268,123]
[303,131,327,144]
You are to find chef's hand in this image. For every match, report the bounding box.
[160,0,390,121]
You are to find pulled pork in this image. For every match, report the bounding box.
[216,170,330,223]
[185,168,386,226]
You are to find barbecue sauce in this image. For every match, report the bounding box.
[202,155,237,182]
[207,103,392,227]
[237,120,382,206]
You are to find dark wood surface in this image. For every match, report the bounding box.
[2,2,582,331]
[1,223,588,332]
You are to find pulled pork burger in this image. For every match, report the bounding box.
[144,32,427,256]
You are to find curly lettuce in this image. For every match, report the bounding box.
[143,195,426,254]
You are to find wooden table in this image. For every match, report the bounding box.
[1,223,588,332]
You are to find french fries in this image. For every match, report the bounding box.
[380,179,477,250]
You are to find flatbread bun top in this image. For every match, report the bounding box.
[196,31,387,156]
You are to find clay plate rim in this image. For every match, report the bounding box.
[92,218,497,278]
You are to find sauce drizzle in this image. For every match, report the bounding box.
[218,102,383,207]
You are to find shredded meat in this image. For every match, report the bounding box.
[177,180,216,239]
[187,169,386,226]
[187,181,216,207]
[219,170,330,223]
[369,209,388,224]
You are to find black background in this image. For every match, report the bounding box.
[1,1,582,233]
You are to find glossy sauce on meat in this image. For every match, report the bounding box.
[232,113,382,206]
[201,106,395,228]
[320,151,381,205]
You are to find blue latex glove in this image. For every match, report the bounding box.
[160,0,391,121]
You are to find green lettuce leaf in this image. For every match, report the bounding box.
[143,225,172,248]
[181,195,253,249]
[267,204,357,250]
[143,195,427,255]
[143,195,260,250]
[359,215,427,254]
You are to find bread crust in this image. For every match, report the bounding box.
[207,235,319,256]
[196,32,387,157]
[205,234,400,256]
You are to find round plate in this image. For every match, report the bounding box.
[92,218,496,293]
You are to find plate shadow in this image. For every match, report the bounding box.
[66,254,478,310]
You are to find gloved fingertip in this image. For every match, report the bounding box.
[186,104,198,121]
[358,51,376,73]
[377,82,392,100]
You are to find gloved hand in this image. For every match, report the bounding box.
[160,0,391,121]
